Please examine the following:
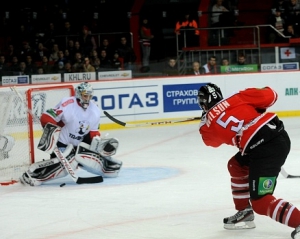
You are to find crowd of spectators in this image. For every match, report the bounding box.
[0,1,137,78]
[269,0,300,43]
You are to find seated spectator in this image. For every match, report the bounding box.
[284,24,299,38]
[163,58,179,76]
[64,62,73,73]
[8,56,20,75]
[72,52,84,73]
[34,43,49,62]
[111,51,122,70]
[89,49,99,66]
[0,55,10,77]
[56,50,67,65]
[4,44,19,63]
[185,61,205,75]
[202,55,220,74]
[92,58,101,72]
[82,56,95,72]
[237,54,246,65]
[64,49,72,63]
[73,41,84,56]
[37,67,44,74]
[53,61,66,74]
[25,55,38,75]
[49,44,60,62]
[98,38,114,60]
[99,49,112,69]
[66,39,76,62]
[19,41,34,62]
[221,57,230,66]
[19,62,31,75]
[41,56,54,74]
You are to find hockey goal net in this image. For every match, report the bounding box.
[0,85,75,185]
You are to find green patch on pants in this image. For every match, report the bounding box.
[258,177,276,196]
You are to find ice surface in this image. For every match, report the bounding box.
[1,117,300,239]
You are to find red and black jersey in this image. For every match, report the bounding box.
[199,87,278,155]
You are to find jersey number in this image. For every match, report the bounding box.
[216,112,244,133]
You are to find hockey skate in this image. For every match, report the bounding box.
[19,171,42,186]
[292,225,300,239]
[223,206,256,230]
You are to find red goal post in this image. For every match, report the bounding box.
[0,85,75,185]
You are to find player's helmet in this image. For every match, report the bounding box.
[75,82,93,109]
[198,83,223,112]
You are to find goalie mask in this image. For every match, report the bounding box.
[198,83,223,112]
[75,82,93,109]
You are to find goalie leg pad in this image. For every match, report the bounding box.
[38,123,61,154]
[76,142,122,177]
[20,144,77,186]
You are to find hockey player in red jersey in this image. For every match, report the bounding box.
[198,83,300,239]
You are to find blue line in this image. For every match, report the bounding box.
[94,85,158,90]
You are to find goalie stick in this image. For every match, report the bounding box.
[104,111,201,128]
[280,167,300,178]
[10,86,103,184]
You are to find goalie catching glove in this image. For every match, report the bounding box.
[90,135,119,156]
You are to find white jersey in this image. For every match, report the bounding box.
[44,96,101,146]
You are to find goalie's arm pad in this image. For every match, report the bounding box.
[37,123,61,154]
[40,113,65,128]
[90,136,119,156]
[0,135,15,152]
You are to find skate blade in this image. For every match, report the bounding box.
[224,221,256,230]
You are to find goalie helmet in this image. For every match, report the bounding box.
[75,82,93,109]
[198,83,223,112]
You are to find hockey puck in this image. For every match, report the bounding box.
[60,183,66,187]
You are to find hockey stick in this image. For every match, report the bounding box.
[10,86,103,184]
[104,111,201,128]
[280,167,300,178]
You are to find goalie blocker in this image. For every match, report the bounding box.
[20,123,122,186]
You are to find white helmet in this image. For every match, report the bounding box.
[75,82,93,109]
